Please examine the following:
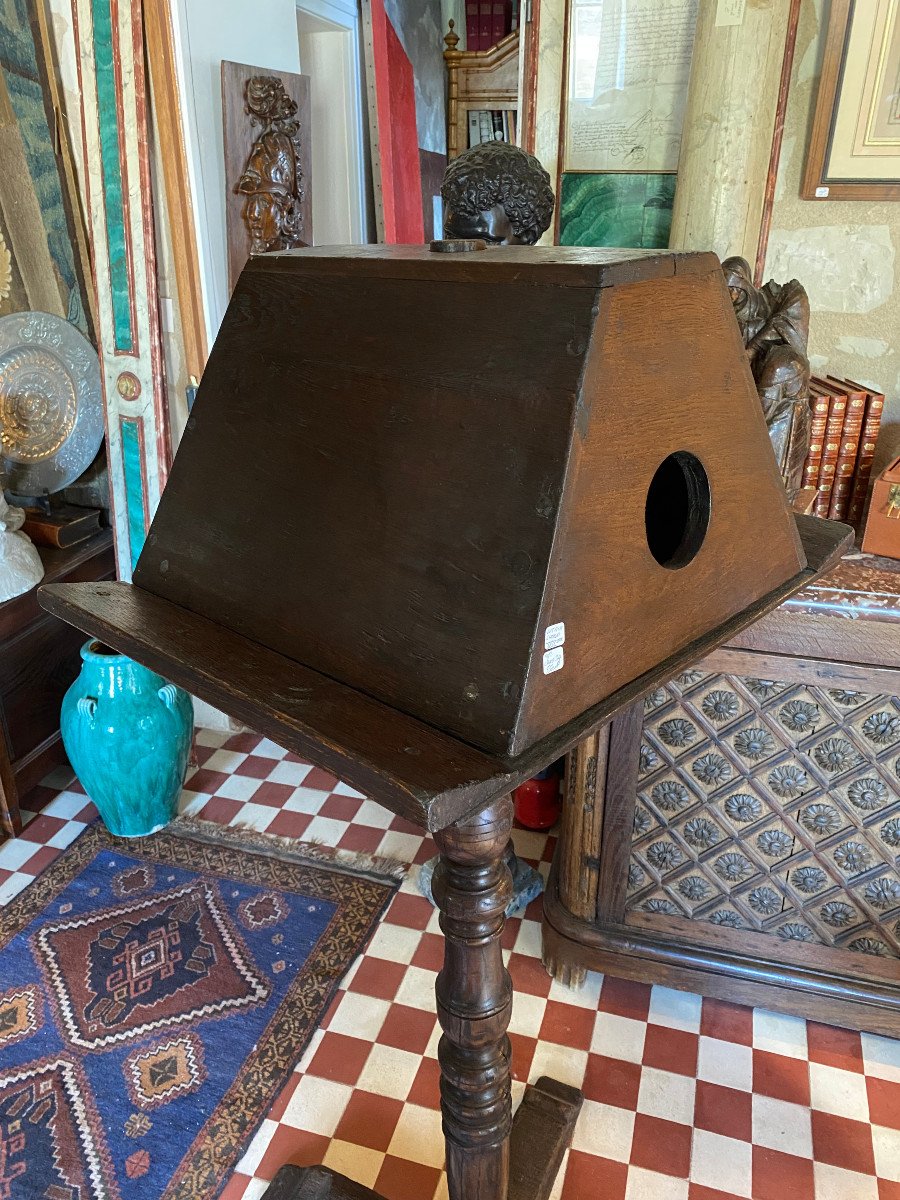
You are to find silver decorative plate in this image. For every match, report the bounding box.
[0,311,103,496]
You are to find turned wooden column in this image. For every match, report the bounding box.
[433,796,514,1200]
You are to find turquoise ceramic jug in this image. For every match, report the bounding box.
[61,640,194,837]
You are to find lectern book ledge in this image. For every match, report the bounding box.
[40,514,851,834]
[127,244,805,757]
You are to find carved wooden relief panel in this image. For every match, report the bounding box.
[626,670,900,959]
[222,61,313,295]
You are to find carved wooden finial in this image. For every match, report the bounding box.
[444,18,460,54]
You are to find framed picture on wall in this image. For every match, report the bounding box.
[803,0,900,201]
[559,0,698,248]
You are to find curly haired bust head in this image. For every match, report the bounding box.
[441,141,555,245]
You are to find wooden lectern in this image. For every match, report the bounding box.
[39,245,851,1200]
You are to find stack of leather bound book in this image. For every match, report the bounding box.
[802,375,884,531]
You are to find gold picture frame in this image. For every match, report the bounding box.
[803,0,900,200]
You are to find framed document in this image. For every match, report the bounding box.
[564,0,698,174]
[803,0,900,200]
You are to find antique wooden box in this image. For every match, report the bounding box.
[130,246,803,757]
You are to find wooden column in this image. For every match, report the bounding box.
[433,796,514,1200]
[669,0,796,268]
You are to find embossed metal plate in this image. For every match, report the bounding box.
[0,311,103,495]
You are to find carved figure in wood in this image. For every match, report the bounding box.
[722,256,811,497]
[236,76,307,255]
[441,141,554,245]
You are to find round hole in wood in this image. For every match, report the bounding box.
[644,451,711,569]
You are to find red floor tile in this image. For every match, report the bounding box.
[642,1025,699,1077]
[867,1077,900,1130]
[407,1057,442,1110]
[333,1090,404,1153]
[224,731,266,753]
[347,957,407,1002]
[253,782,298,808]
[539,1001,596,1051]
[304,767,341,792]
[320,794,365,822]
[411,933,445,973]
[879,1181,900,1200]
[810,1109,876,1175]
[630,1113,692,1178]
[561,1151,629,1199]
[508,1033,537,1084]
[376,1005,437,1056]
[306,1033,373,1086]
[752,1049,810,1106]
[507,952,553,998]
[689,1186,742,1200]
[374,1155,442,1200]
[806,1021,864,1073]
[265,811,314,840]
[384,893,434,930]
[184,769,230,795]
[17,813,66,842]
[699,996,754,1046]
[219,1173,253,1200]
[235,755,276,779]
[337,824,387,855]
[195,796,243,825]
[388,815,423,836]
[598,976,652,1022]
[751,1146,815,1200]
[498,917,521,951]
[693,1080,752,1142]
[582,1054,642,1111]
[254,1126,331,1179]
[21,846,62,876]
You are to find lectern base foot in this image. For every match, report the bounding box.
[260,1077,583,1200]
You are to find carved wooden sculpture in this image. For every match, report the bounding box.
[442,141,554,245]
[39,245,851,1200]
[222,62,312,292]
[722,255,812,499]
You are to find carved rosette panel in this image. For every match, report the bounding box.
[627,671,900,959]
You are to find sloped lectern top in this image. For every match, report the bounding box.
[40,245,852,832]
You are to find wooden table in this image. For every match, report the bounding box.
[544,551,900,1039]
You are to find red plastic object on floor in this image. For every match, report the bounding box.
[513,768,561,830]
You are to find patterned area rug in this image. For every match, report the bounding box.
[0,820,400,1199]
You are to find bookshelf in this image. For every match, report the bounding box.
[443,22,520,161]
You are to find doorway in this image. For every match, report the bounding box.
[296,0,371,244]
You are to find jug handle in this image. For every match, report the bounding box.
[158,684,179,709]
[77,696,97,720]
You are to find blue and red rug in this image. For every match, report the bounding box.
[0,819,399,1199]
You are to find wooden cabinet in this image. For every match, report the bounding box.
[0,531,115,836]
[543,553,900,1038]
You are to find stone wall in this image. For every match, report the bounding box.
[765,0,900,474]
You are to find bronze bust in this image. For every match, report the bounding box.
[722,255,812,498]
[236,76,307,255]
[441,141,555,245]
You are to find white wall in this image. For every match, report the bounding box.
[171,0,302,340]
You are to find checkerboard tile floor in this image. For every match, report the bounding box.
[2,726,898,1200]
